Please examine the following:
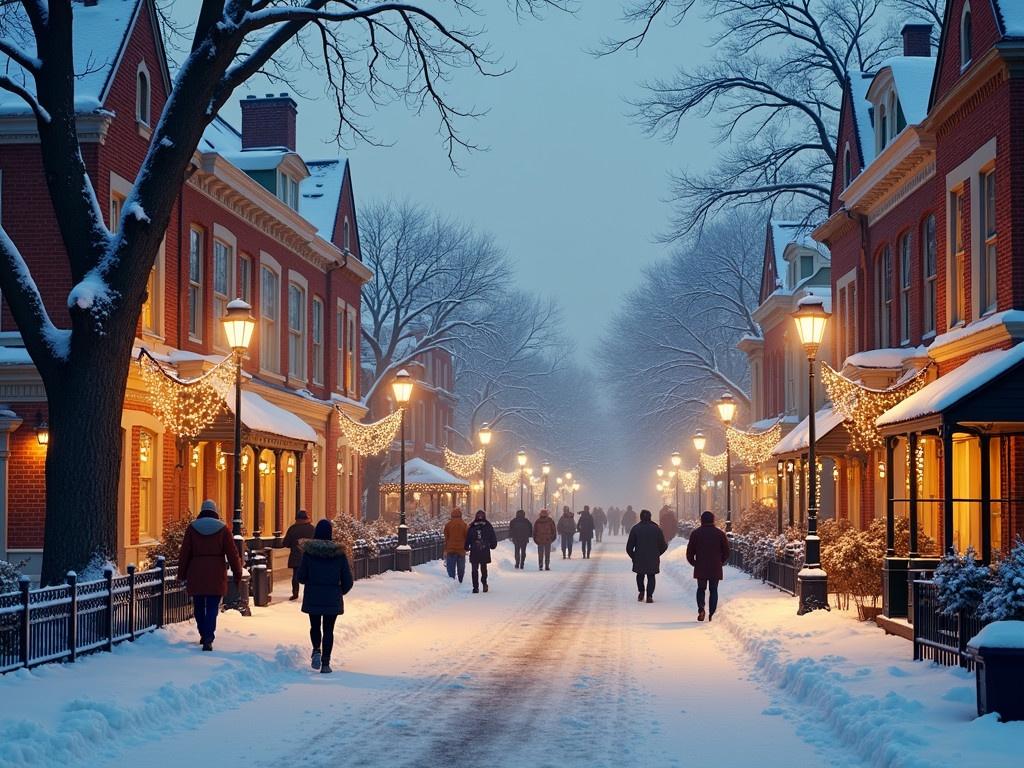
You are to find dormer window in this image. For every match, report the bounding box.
[961,4,973,69]
[136,64,150,126]
[277,170,299,210]
[873,86,906,153]
[876,102,888,154]
[343,217,351,252]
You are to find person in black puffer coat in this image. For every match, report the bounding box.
[282,509,315,601]
[557,508,577,559]
[508,509,533,569]
[465,510,498,593]
[298,519,353,674]
[626,509,668,603]
[577,506,595,559]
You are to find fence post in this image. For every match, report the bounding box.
[18,575,30,668]
[104,567,115,652]
[957,611,968,669]
[66,571,78,663]
[156,556,166,629]
[127,564,137,641]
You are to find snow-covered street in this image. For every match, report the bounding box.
[2,538,1021,768]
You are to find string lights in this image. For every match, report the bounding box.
[444,447,485,478]
[491,466,521,491]
[822,363,930,451]
[726,422,783,467]
[679,467,699,492]
[138,349,234,438]
[335,407,404,456]
[700,451,729,476]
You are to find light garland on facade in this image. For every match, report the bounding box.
[444,447,485,478]
[679,467,699,492]
[138,349,234,439]
[700,451,729,476]
[822,363,930,451]
[380,481,468,494]
[491,466,521,491]
[336,407,404,456]
[726,422,783,467]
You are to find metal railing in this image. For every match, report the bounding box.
[764,557,799,595]
[912,579,988,669]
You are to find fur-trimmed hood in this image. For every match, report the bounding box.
[303,538,344,558]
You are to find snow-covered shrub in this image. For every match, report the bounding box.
[0,558,24,596]
[145,514,194,569]
[864,516,936,558]
[933,546,992,616]
[980,537,1024,622]
[735,501,778,538]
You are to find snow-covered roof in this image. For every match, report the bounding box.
[849,71,877,166]
[876,342,1024,428]
[767,220,830,294]
[928,310,1024,355]
[0,0,142,115]
[200,116,243,154]
[381,457,469,488]
[300,160,348,241]
[882,56,937,125]
[995,0,1024,37]
[772,405,847,456]
[221,149,292,172]
[0,346,32,365]
[223,390,316,443]
[843,346,927,370]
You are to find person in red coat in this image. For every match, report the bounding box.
[178,499,244,650]
[685,510,731,622]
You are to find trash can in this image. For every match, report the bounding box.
[968,621,1024,721]
[250,555,270,607]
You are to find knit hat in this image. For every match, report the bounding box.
[474,510,486,522]
[296,509,309,521]
[314,519,333,540]
[701,510,715,525]
[198,499,219,519]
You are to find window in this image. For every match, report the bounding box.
[238,254,252,304]
[981,169,997,315]
[260,266,280,373]
[899,233,912,344]
[961,4,973,68]
[136,66,150,125]
[346,307,357,396]
[877,103,888,154]
[288,282,306,380]
[877,246,892,348]
[343,217,351,252]
[277,171,299,210]
[843,145,852,189]
[336,304,345,392]
[312,297,324,385]
[922,215,937,335]
[213,239,233,347]
[950,188,967,325]
[109,193,125,233]
[138,429,157,539]
[188,228,203,340]
[800,253,814,280]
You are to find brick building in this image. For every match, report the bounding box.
[0,0,370,578]
[811,3,1024,618]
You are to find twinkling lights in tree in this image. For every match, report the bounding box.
[336,407,404,456]
[700,451,729,475]
[726,422,783,466]
[444,447,485,478]
[138,349,233,438]
[822,363,930,451]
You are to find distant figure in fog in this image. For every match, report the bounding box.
[509,509,533,569]
[685,510,731,622]
[465,510,498,593]
[533,509,557,570]
[298,519,353,674]
[577,506,595,559]
[609,507,620,537]
[592,507,607,542]
[282,509,315,601]
[626,509,668,603]
[659,506,679,542]
[443,508,468,583]
[620,505,638,532]
[558,507,577,559]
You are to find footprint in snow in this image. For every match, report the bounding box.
[761,706,784,716]
[887,665,911,677]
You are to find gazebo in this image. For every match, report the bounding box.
[380,457,470,519]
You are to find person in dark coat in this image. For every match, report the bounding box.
[282,509,315,600]
[178,499,244,651]
[577,506,596,559]
[685,510,731,621]
[465,510,498,593]
[557,507,577,559]
[608,507,620,537]
[298,519,354,673]
[659,506,679,542]
[621,505,638,532]
[626,509,668,603]
[533,509,557,570]
[508,509,533,569]
[592,507,607,542]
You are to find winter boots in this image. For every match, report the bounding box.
[320,661,333,674]
[698,608,706,622]
[312,649,322,670]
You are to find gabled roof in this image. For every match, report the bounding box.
[0,0,170,116]
[848,71,877,168]
[300,160,350,242]
[994,0,1024,38]
[762,220,830,298]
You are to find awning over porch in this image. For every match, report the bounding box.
[876,342,1024,433]
[222,390,317,445]
[380,457,470,493]
[772,405,849,457]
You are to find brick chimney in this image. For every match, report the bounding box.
[239,93,297,151]
[901,23,932,57]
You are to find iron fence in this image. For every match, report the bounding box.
[764,558,799,595]
[912,579,988,669]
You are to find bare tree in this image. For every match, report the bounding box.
[0,0,563,583]
[358,199,511,518]
[894,0,944,33]
[608,0,897,238]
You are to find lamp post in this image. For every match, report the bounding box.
[671,451,682,516]
[517,448,528,510]
[571,481,579,513]
[478,422,492,512]
[792,296,831,614]
[693,431,706,515]
[541,462,551,508]
[716,394,737,532]
[391,369,414,570]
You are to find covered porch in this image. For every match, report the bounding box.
[380,457,471,521]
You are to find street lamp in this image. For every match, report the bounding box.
[656,464,664,479]
[517,448,528,510]
[693,430,706,515]
[541,462,551,508]
[391,369,414,570]
[572,481,579,513]
[792,296,830,614]
[671,451,682,515]
[716,393,737,532]
[223,300,255,559]
[478,422,492,512]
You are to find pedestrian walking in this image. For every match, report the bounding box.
[626,509,668,603]
[533,508,557,570]
[609,507,620,537]
[465,510,498,593]
[685,510,731,622]
[592,507,607,542]
[281,509,315,601]
[509,509,533,569]
[557,507,576,559]
[659,506,679,542]
[443,507,469,583]
[298,519,354,673]
[577,506,595,559]
[177,499,243,652]
[620,505,638,532]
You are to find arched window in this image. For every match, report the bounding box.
[843,144,852,189]
[136,65,150,125]
[961,4,973,68]
[343,217,351,252]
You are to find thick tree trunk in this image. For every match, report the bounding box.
[39,336,133,586]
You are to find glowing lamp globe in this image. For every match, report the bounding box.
[391,369,414,404]
[656,465,664,478]
[478,422,492,446]
[671,451,682,468]
[692,431,706,453]
[716,393,737,425]
[542,462,551,476]
[792,296,830,353]
[517,449,528,468]
[223,299,255,351]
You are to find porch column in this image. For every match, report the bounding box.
[251,446,262,540]
[941,425,955,554]
[0,411,24,561]
[980,434,992,564]
[776,460,783,534]
[798,457,806,527]
[908,432,919,559]
[787,462,795,527]
[273,449,284,545]
[885,436,896,557]
[294,450,303,518]
[882,435,907,618]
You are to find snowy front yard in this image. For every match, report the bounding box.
[0,539,1020,768]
